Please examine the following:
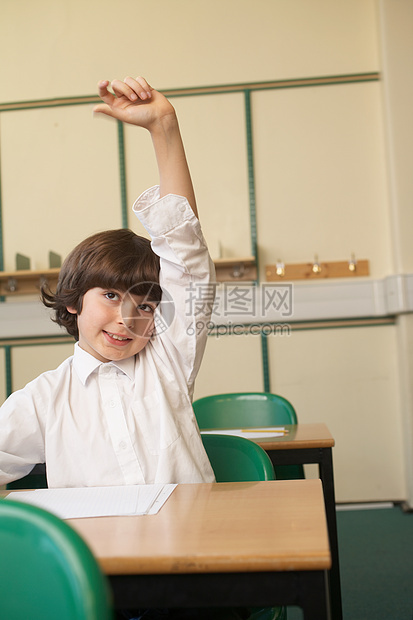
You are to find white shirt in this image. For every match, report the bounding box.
[0,187,216,487]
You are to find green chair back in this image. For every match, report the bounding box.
[0,498,112,620]
[194,392,304,480]
[6,464,48,490]
[201,433,275,482]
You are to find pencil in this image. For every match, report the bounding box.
[241,429,289,434]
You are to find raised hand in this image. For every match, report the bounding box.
[94,73,197,214]
[94,76,176,130]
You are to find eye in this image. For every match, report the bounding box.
[137,303,156,314]
[104,291,120,301]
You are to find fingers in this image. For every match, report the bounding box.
[110,76,153,102]
[126,75,153,99]
[94,75,154,120]
[97,80,114,102]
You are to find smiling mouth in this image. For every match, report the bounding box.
[104,331,131,342]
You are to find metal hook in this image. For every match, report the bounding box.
[6,277,17,292]
[348,253,357,272]
[312,255,322,274]
[232,263,245,278]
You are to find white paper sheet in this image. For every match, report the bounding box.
[201,427,287,439]
[6,483,177,519]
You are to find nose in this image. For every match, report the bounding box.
[118,296,135,330]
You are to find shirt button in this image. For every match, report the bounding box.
[109,400,116,408]
[119,441,127,450]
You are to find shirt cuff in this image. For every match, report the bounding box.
[132,186,197,238]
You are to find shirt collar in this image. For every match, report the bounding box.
[73,342,136,384]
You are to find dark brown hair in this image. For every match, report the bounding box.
[41,229,161,340]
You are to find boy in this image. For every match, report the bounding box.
[0,75,215,488]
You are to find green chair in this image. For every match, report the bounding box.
[201,433,275,482]
[0,498,113,620]
[201,433,286,620]
[194,392,304,480]
[6,463,48,490]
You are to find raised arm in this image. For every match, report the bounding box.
[94,76,198,217]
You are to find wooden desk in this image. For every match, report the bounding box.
[254,422,335,452]
[248,423,341,620]
[69,480,331,620]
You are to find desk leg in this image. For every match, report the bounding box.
[299,570,331,620]
[318,448,343,620]
[266,448,342,620]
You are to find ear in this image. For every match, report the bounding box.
[66,306,78,315]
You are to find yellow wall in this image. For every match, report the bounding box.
[378,0,413,506]
[1,0,379,100]
[1,0,412,503]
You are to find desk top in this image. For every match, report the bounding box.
[69,479,331,576]
[214,423,334,451]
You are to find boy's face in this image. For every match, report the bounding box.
[67,287,157,363]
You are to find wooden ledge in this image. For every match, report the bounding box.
[0,257,258,296]
[213,257,257,282]
[0,268,60,296]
